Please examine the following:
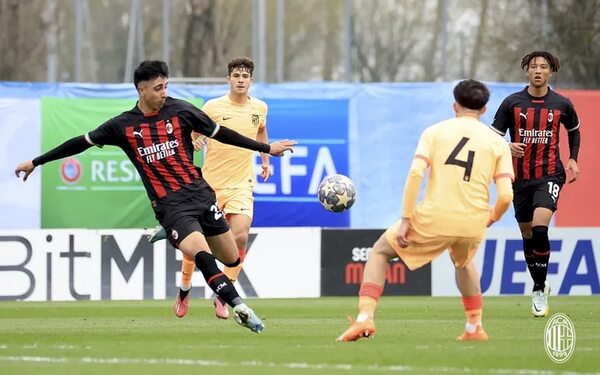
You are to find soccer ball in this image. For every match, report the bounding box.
[317,174,357,212]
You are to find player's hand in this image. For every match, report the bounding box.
[192,132,206,152]
[260,164,272,181]
[395,218,411,248]
[509,142,526,158]
[566,158,579,183]
[268,140,296,157]
[15,160,35,182]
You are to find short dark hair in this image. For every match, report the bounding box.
[453,79,490,110]
[133,60,169,88]
[520,51,560,72]
[227,56,254,76]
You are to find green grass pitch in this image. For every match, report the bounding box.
[0,296,598,374]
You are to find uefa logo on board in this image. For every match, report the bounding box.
[60,158,82,184]
[544,313,576,363]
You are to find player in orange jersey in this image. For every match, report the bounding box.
[150,57,270,320]
[336,79,514,342]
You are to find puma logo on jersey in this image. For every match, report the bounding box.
[133,129,144,138]
[520,113,527,120]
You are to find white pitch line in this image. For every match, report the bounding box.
[0,356,595,375]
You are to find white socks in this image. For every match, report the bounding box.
[356,313,370,323]
[465,322,479,333]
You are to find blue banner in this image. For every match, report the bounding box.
[252,99,350,227]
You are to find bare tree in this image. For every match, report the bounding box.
[182,0,219,77]
[422,0,442,81]
[0,0,598,86]
[352,0,431,82]
[468,0,488,78]
[279,0,333,81]
[321,0,342,81]
[548,0,600,88]
[0,0,46,81]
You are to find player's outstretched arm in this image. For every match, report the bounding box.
[213,125,295,156]
[14,135,93,182]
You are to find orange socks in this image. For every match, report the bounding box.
[223,247,246,283]
[180,255,195,290]
[357,282,384,321]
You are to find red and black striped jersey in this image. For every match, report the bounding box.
[491,87,580,181]
[86,97,220,202]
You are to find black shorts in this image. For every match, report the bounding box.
[152,181,229,248]
[513,173,566,223]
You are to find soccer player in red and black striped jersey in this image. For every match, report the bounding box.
[14,60,296,333]
[491,51,581,318]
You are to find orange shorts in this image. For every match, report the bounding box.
[384,220,482,271]
[214,187,254,219]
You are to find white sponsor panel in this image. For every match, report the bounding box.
[432,228,600,296]
[244,227,320,298]
[0,99,41,229]
[179,227,321,299]
[0,228,320,301]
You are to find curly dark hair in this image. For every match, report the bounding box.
[520,51,560,72]
[227,56,254,76]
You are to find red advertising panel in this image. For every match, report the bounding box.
[555,90,600,226]
[321,229,431,296]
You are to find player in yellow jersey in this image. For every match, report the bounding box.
[336,79,514,342]
[149,57,270,319]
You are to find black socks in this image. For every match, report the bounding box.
[194,251,241,307]
[531,226,551,292]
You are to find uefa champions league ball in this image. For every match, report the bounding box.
[317,174,357,212]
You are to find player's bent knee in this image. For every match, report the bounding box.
[224,257,241,268]
[373,235,398,260]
